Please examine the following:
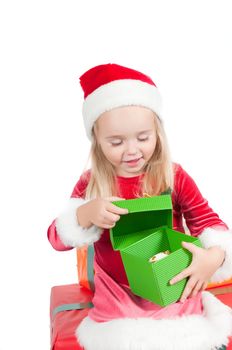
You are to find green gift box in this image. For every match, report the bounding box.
[110,194,202,307]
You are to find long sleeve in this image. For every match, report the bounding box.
[47,219,72,251]
[174,164,232,283]
[174,164,228,236]
[47,170,102,251]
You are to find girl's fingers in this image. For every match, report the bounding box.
[105,212,121,223]
[189,280,204,298]
[170,267,192,285]
[202,281,209,290]
[101,223,117,229]
[107,202,129,215]
[97,204,128,228]
[100,212,121,227]
[180,277,198,302]
[101,197,129,215]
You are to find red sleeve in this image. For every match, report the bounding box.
[70,170,90,198]
[47,170,91,251]
[173,164,228,236]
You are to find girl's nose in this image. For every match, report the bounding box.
[126,140,137,154]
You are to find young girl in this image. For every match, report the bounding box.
[48,63,232,350]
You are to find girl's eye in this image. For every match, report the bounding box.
[110,136,149,146]
[111,141,122,146]
[138,137,149,142]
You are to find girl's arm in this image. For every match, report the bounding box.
[173,163,228,235]
[47,219,73,251]
[47,170,102,251]
[170,164,232,300]
[47,170,128,250]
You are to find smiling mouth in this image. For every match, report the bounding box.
[124,157,142,164]
[126,158,139,162]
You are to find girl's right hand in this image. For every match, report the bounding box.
[76,197,129,229]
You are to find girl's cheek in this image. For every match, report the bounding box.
[111,148,123,155]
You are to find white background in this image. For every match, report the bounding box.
[0,1,232,349]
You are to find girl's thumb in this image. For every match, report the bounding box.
[182,241,196,252]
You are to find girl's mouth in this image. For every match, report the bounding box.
[124,157,142,167]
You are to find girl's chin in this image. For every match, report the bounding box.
[117,165,145,177]
[114,158,147,176]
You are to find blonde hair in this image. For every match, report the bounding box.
[84,112,174,200]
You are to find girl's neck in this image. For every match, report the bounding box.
[116,173,144,181]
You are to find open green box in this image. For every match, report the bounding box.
[110,194,202,307]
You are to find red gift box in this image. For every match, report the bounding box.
[50,284,94,350]
[50,283,232,350]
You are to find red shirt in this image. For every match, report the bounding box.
[47,163,228,285]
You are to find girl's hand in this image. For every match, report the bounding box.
[77,197,129,229]
[169,241,225,302]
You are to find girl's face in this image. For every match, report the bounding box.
[94,106,157,177]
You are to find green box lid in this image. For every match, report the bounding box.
[110,194,173,251]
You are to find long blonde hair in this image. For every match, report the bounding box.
[84,112,174,200]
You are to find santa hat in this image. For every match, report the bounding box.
[79,63,162,140]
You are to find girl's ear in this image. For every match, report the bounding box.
[92,123,98,138]
[92,126,101,148]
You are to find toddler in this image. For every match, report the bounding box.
[48,63,232,350]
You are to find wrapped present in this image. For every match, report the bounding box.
[207,281,232,350]
[50,283,232,350]
[206,278,232,296]
[110,195,202,306]
[76,245,94,292]
[50,284,93,350]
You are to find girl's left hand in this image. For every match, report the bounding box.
[169,241,225,302]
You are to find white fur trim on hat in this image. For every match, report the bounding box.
[55,197,102,248]
[76,291,232,350]
[82,79,162,140]
[199,227,232,283]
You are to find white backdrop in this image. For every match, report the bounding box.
[0,1,232,349]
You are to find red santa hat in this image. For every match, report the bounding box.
[79,63,162,140]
